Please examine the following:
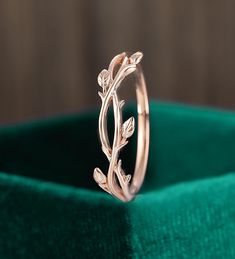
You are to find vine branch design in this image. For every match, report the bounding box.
[93,52,143,201]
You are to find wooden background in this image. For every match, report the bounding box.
[0,0,235,124]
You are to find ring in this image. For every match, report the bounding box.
[93,51,149,202]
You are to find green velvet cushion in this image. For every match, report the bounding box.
[0,101,235,258]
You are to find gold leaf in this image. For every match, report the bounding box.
[93,168,106,184]
[97,69,110,87]
[122,117,135,139]
[123,174,131,183]
[129,52,143,65]
[116,159,131,184]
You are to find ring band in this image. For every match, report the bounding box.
[93,51,149,202]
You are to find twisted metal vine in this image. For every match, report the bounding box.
[93,52,143,201]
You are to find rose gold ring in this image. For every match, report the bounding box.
[93,51,149,202]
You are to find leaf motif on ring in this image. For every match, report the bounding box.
[93,168,107,184]
[123,174,131,184]
[97,69,110,89]
[129,52,143,65]
[122,117,135,139]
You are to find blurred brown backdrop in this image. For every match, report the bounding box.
[0,0,235,124]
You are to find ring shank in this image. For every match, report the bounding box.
[130,63,149,195]
[94,52,149,202]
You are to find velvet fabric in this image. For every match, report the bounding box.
[0,101,234,258]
